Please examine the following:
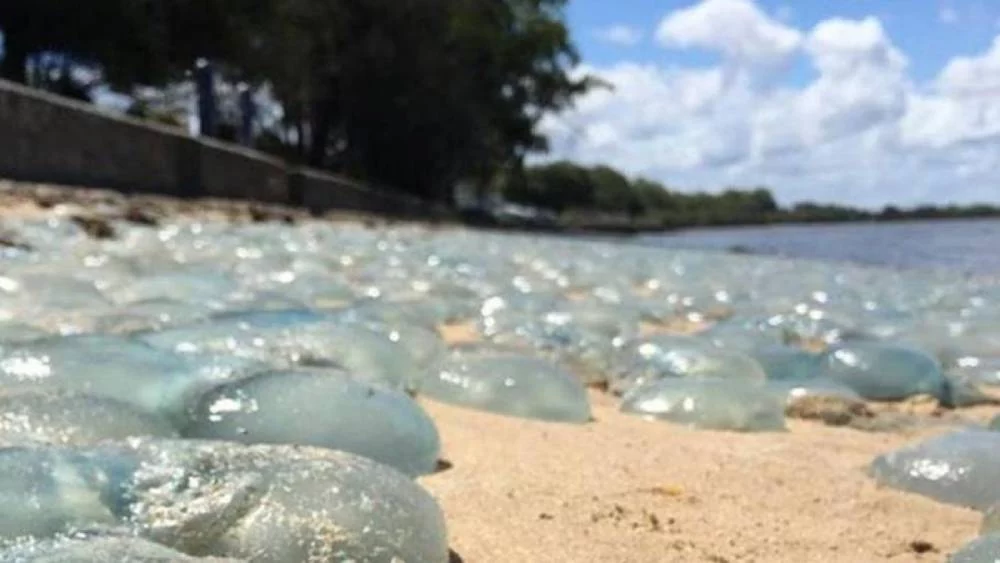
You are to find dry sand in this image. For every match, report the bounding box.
[420,393,987,563]
[1,181,992,562]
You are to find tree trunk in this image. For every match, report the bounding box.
[308,99,332,168]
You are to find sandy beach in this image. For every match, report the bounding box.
[420,390,991,562]
[1,180,994,562]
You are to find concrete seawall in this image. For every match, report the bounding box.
[0,78,449,218]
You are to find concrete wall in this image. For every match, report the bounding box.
[0,78,447,217]
[198,137,288,203]
[0,79,188,194]
[289,168,444,218]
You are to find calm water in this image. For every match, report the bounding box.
[640,219,1000,274]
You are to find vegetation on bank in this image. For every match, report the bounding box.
[505,161,1000,230]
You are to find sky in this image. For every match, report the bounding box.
[540,0,1000,207]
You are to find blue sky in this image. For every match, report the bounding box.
[542,0,1000,206]
[569,0,1000,83]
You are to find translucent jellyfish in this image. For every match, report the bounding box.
[697,317,788,351]
[86,299,214,334]
[422,347,592,423]
[943,372,999,409]
[663,285,738,320]
[0,218,90,249]
[114,439,449,562]
[0,274,110,314]
[540,301,642,343]
[345,296,474,330]
[0,439,450,561]
[752,345,822,381]
[780,311,862,347]
[611,335,767,395]
[869,430,1000,510]
[0,447,133,541]
[142,311,421,390]
[983,502,1000,535]
[947,355,1000,388]
[894,314,969,363]
[476,292,562,337]
[314,313,448,391]
[331,306,449,377]
[140,309,325,354]
[620,378,787,432]
[949,534,1000,562]
[370,321,448,376]
[183,371,440,477]
[819,342,948,401]
[269,274,358,309]
[476,294,638,371]
[0,389,177,446]
[106,271,239,306]
[0,322,48,344]
[488,316,623,386]
[948,320,1000,359]
[184,354,270,387]
[268,320,429,389]
[0,335,204,421]
[987,414,1000,432]
[0,534,243,562]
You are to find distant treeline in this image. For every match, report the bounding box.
[501,161,1000,229]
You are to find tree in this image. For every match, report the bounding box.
[749,188,778,214]
[631,179,673,208]
[588,165,635,213]
[880,205,903,219]
[449,1,598,178]
[0,1,273,87]
[506,161,594,212]
[1,2,141,83]
[238,0,594,201]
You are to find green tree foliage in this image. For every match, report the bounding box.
[503,162,789,226]
[258,0,467,198]
[0,1,270,86]
[501,161,1000,230]
[521,161,595,211]
[248,0,593,200]
[588,165,637,214]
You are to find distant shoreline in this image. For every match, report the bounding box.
[657,214,1000,234]
[3,177,998,239]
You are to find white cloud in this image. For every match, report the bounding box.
[797,17,908,145]
[902,37,1000,150]
[540,1,1000,207]
[656,0,801,85]
[595,25,643,47]
[937,37,1000,96]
